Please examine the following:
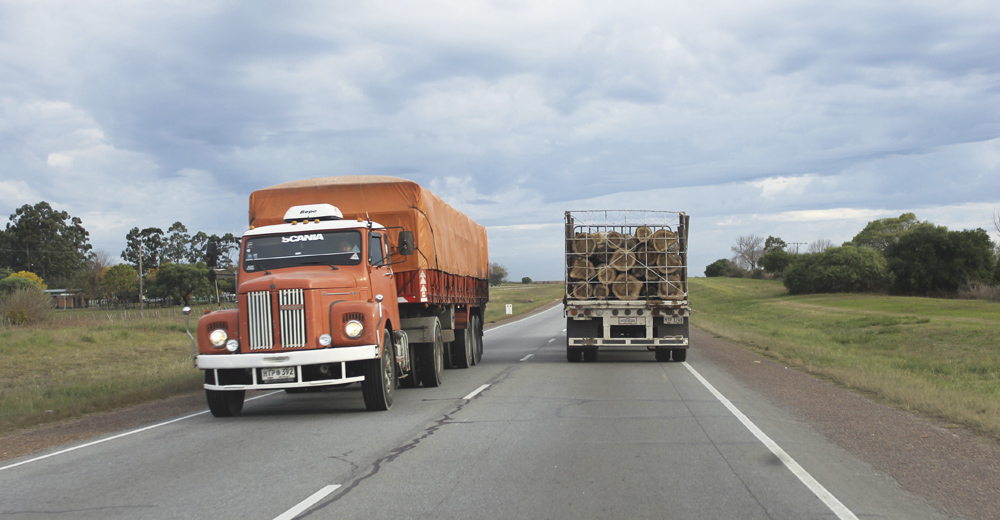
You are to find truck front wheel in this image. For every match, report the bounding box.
[206,389,245,417]
[362,329,396,411]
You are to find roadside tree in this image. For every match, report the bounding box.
[162,222,191,264]
[886,226,996,295]
[0,201,92,286]
[122,227,165,272]
[149,263,210,306]
[489,263,508,286]
[850,213,925,253]
[102,264,138,305]
[730,234,765,273]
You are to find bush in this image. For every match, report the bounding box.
[9,270,47,291]
[0,276,41,296]
[760,249,794,277]
[705,258,743,277]
[0,287,52,325]
[783,245,890,294]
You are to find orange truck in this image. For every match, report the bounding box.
[193,176,489,417]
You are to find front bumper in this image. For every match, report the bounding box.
[198,344,378,391]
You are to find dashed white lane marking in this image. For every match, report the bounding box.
[0,391,283,472]
[274,484,341,520]
[683,363,858,520]
[463,384,491,400]
[520,354,534,362]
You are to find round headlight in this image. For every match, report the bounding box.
[209,329,228,348]
[225,339,239,352]
[344,320,364,339]
[318,334,333,347]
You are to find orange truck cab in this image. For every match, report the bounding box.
[195,176,489,417]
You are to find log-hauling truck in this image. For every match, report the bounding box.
[193,176,489,417]
[564,210,690,362]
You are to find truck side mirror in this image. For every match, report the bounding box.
[398,231,415,256]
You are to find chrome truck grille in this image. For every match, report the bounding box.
[247,289,306,350]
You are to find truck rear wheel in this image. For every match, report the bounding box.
[206,389,245,417]
[655,348,671,362]
[362,329,396,411]
[472,316,483,365]
[567,347,582,362]
[453,325,474,369]
[583,347,598,362]
[672,348,687,362]
[418,320,444,387]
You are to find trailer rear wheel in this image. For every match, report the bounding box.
[362,329,396,411]
[418,320,444,387]
[453,325,474,369]
[472,315,483,365]
[206,389,245,417]
[655,348,671,362]
[672,348,687,362]
[583,347,598,362]
[567,347,582,362]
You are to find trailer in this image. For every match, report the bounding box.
[563,210,690,362]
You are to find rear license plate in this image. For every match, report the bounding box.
[663,317,684,324]
[261,367,296,383]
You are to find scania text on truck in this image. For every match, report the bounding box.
[193,176,489,417]
[564,210,690,362]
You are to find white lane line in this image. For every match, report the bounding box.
[683,363,858,520]
[520,354,534,362]
[484,305,561,334]
[274,484,341,520]
[463,384,490,400]
[0,391,283,472]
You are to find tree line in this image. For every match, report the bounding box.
[708,212,1000,297]
[0,201,237,308]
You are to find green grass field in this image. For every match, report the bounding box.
[689,277,1000,439]
[1,284,564,436]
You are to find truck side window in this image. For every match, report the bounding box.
[369,234,385,266]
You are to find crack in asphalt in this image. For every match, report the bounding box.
[299,366,517,518]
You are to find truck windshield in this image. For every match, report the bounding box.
[242,230,363,272]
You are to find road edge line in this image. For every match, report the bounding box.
[683,362,859,520]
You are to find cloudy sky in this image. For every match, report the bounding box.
[2,0,998,281]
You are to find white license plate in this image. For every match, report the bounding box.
[261,367,296,383]
[617,317,646,325]
[663,317,684,324]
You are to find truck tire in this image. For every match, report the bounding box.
[583,347,598,362]
[362,329,396,411]
[655,348,671,362]
[672,348,687,362]
[472,315,483,365]
[567,347,582,362]
[418,320,444,387]
[206,389,245,417]
[453,325,474,369]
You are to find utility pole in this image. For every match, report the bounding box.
[138,236,144,311]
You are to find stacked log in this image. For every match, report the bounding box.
[567,225,687,301]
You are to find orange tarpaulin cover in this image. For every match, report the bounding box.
[248,176,489,280]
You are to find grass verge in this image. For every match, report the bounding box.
[2,284,565,435]
[484,283,564,324]
[689,277,1000,439]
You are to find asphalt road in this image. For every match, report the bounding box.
[0,306,950,519]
